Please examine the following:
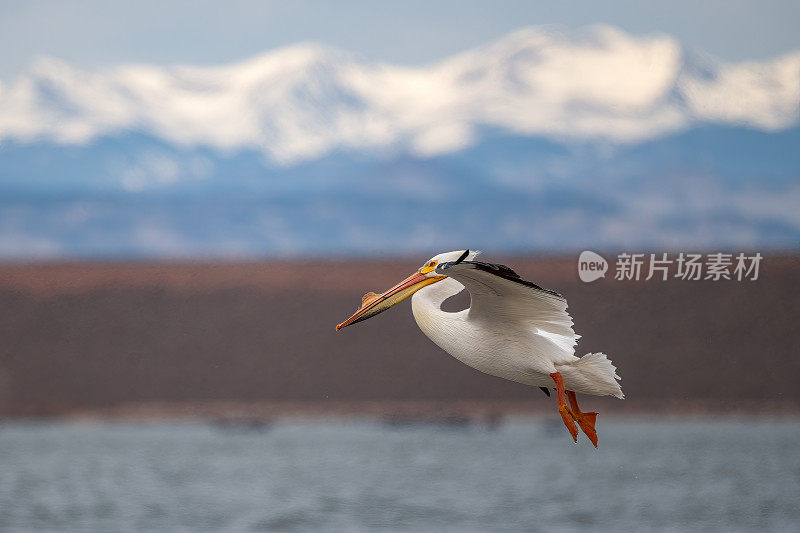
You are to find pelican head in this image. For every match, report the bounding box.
[335,249,479,330]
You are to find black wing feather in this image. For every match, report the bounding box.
[438,260,564,299]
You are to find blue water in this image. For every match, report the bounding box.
[0,419,798,532]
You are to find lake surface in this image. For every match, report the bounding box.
[0,418,798,532]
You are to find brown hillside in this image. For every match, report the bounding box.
[0,255,798,417]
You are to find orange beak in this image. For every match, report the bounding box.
[336,270,445,330]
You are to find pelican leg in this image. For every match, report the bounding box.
[549,372,578,443]
[566,390,598,448]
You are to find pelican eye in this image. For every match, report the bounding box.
[420,260,438,274]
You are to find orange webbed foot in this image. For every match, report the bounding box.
[550,372,580,443]
[558,404,579,442]
[574,411,598,447]
[567,390,599,447]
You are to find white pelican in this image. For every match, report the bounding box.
[336,250,623,446]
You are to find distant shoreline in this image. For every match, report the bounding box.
[11,399,796,423]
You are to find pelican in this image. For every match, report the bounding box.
[336,250,623,446]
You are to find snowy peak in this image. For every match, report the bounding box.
[435,25,685,142]
[679,49,800,131]
[0,25,798,164]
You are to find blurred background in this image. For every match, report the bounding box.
[0,1,799,531]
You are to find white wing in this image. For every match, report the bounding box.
[436,260,578,355]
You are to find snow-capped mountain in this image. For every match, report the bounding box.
[0,25,798,258]
[2,25,798,164]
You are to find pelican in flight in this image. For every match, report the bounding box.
[336,250,623,446]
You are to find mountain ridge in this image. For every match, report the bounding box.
[1,25,798,166]
[0,25,798,257]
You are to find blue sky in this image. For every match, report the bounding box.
[1,0,799,79]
